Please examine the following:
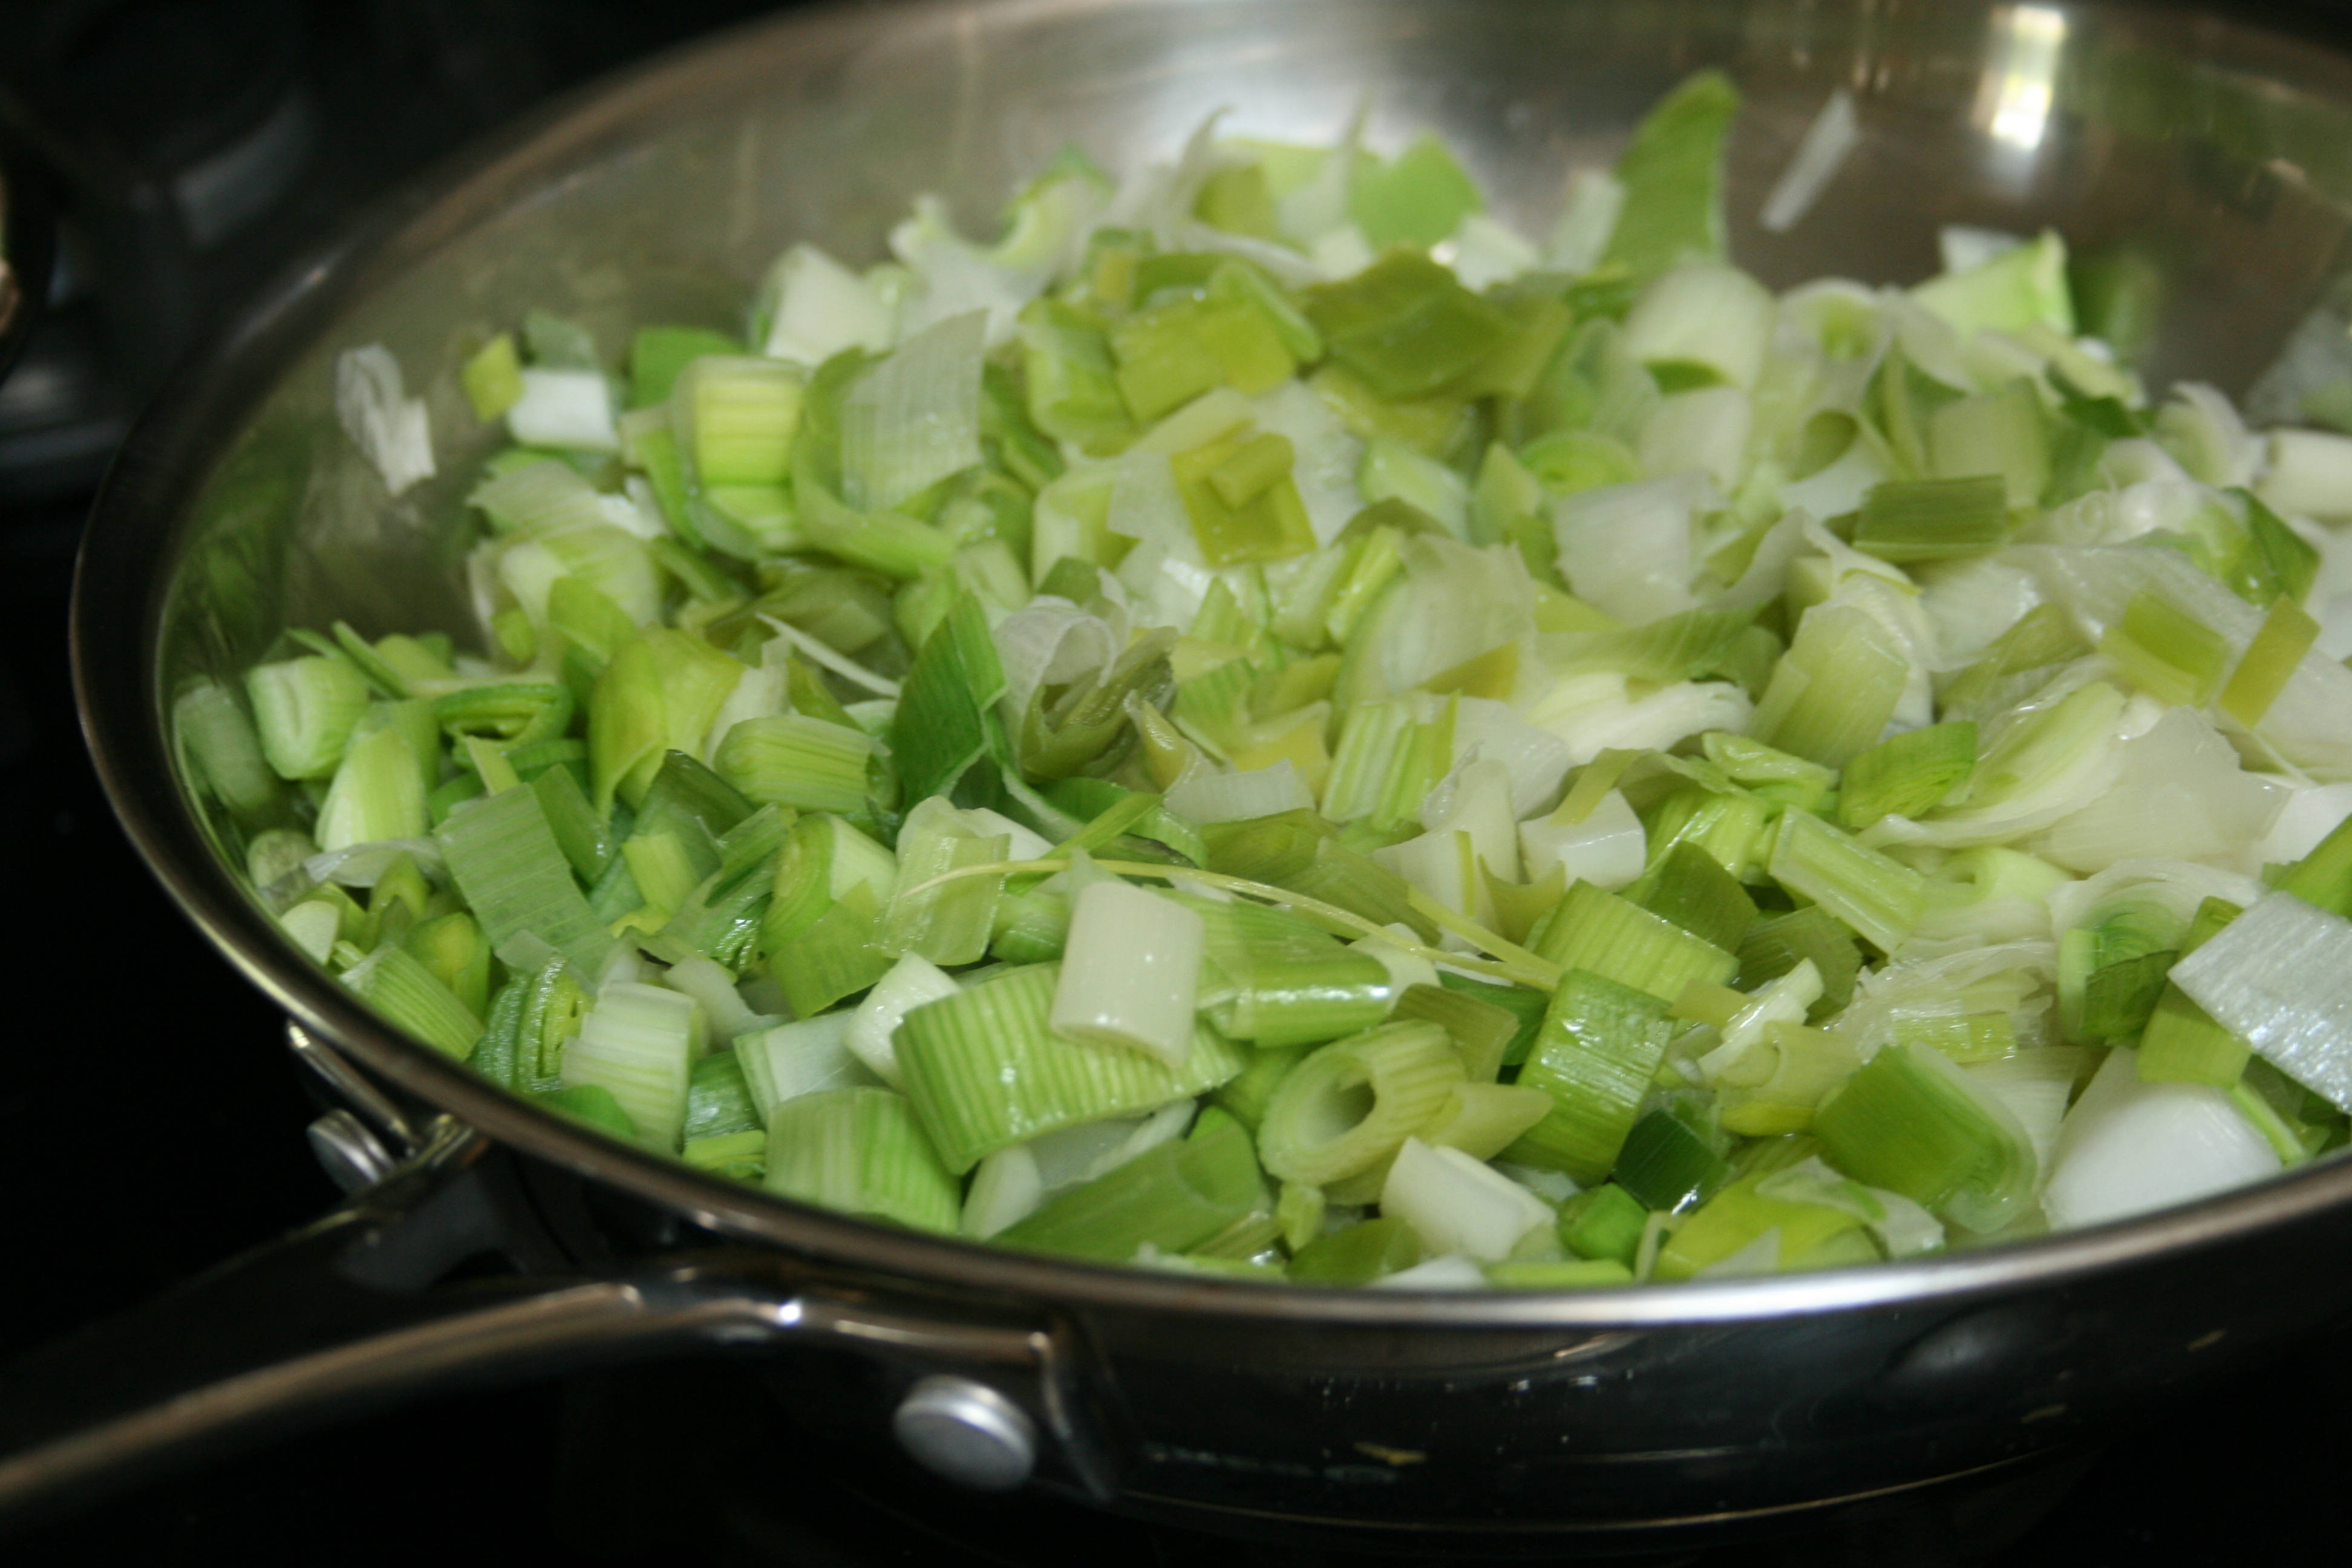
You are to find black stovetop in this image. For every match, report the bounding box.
[7,2,2352,1561]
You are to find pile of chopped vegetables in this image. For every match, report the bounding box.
[180,71,2352,1288]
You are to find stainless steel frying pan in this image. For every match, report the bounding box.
[22,0,2352,1549]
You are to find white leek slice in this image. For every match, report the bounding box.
[1777,439,1888,526]
[2041,1047,2280,1229]
[1445,211,1539,290]
[1112,539,1215,637]
[2172,891,2352,1111]
[965,808,1054,864]
[1343,535,1536,701]
[1638,385,1751,490]
[1964,1048,2089,1176]
[1697,961,1823,1084]
[2043,859,2262,947]
[610,477,669,539]
[962,1144,1044,1238]
[1497,1163,1581,1204]
[1915,555,2043,671]
[2258,428,2352,522]
[1910,230,2072,339]
[761,243,898,364]
[1756,1157,1945,1258]
[1867,676,2128,851]
[1349,923,1441,997]
[847,953,962,1088]
[315,725,427,854]
[1166,760,1316,825]
[1778,277,1880,359]
[1714,511,1809,622]
[2094,440,2194,491]
[302,837,443,889]
[1370,1254,1489,1290]
[563,982,704,1149]
[281,901,341,963]
[757,616,903,699]
[1543,168,1624,273]
[1834,940,2059,1060]
[1521,671,1752,766]
[469,457,612,537]
[491,534,570,621]
[841,310,986,510]
[1375,757,1518,932]
[661,953,775,1044]
[1106,449,1196,558]
[247,655,371,782]
[335,344,434,495]
[1416,756,1519,883]
[1518,788,1645,891]
[1074,1100,1195,1184]
[2034,707,2286,875]
[1694,1228,1785,1278]
[2301,529,2352,663]
[736,1010,876,1120]
[1621,263,1778,390]
[1251,379,1365,543]
[1022,1116,1145,1192]
[500,524,661,629]
[1380,1137,1554,1262]
[1759,88,1859,234]
[1308,224,1376,279]
[1551,474,1714,624]
[1272,105,1363,247]
[1051,881,1206,1065]
[2256,782,2352,865]
[700,660,788,766]
[2158,384,2258,489]
[1019,1101,1197,1195]
[1449,697,1574,821]
[1821,570,1937,734]
[1863,1187,1946,1258]
[891,182,1095,347]
[1373,829,1487,933]
[507,368,618,452]
[2010,541,2352,779]
[1102,108,1221,244]
[992,596,1125,733]
[1135,385,1257,454]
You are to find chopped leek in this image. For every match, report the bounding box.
[1051,880,1207,1065]
[1256,1021,1464,1186]
[1505,969,1675,1181]
[562,981,704,1151]
[895,963,1247,1172]
[226,83,2352,1289]
[1812,1040,2036,1233]
[765,1087,961,1233]
[995,1117,1261,1262]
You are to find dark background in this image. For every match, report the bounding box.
[5,1,2352,1562]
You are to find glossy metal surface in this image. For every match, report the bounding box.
[0,1114,1091,1534]
[894,1374,1040,1491]
[304,1108,397,1193]
[62,0,2352,1541]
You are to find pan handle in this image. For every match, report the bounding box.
[0,1111,1098,1534]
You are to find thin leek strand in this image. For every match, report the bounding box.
[888,856,1558,989]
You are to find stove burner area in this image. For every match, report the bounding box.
[3,0,2351,1560]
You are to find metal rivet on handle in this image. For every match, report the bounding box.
[891,1374,1037,1491]
[307,1108,396,1193]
